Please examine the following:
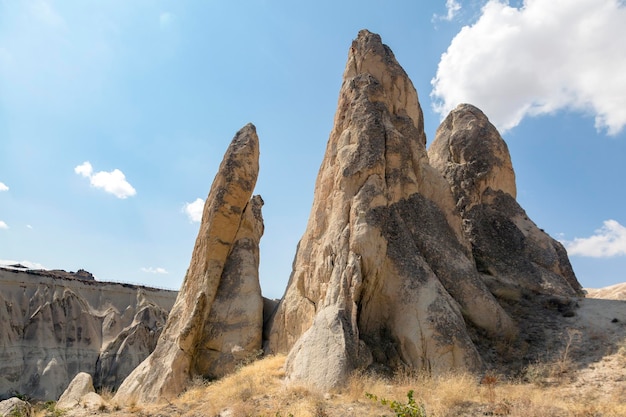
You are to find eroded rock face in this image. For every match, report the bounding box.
[193,195,264,378]
[114,124,264,405]
[0,268,176,401]
[95,303,168,389]
[267,30,515,390]
[428,104,516,215]
[429,104,582,297]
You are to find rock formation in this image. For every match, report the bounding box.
[57,372,99,410]
[0,267,176,401]
[114,123,264,404]
[0,397,32,417]
[585,282,626,300]
[266,30,519,390]
[428,104,583,298]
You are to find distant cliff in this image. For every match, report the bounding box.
[0,267,177,400]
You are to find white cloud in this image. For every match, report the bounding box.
[141,267,169,274]
[74,161,93,177]
[0,221,8,229]
[0,182,8,191]
[431,0,626,135]
[434,0,462,21]
[563,220,626,257]
[90,170,136,199]
[26,224,33,229]
[183,198,204,223]
[0,259,46,269]
[75,161,136,199]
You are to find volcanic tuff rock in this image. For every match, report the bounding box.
[428,104,582,297]
[57,372,97,409]
[0,267,176,401]
[266,30,519,390]
[0,397,32,417]
[114,124,264,404]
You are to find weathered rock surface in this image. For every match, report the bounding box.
[267,30,516,390]
[0,397,32,417]
[114,123,264,404]
[0,267,176,401]
[57,372,96,409]
[428,104,583,297]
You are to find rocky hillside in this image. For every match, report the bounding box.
[0,266,177,400]
[586,283,626,300]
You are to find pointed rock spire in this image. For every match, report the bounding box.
[114,123,264,404]
[267,30,515,390]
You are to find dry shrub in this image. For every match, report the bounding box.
[344,371,389,402]
[97,385,115,402]
[282,391,327,417]
[424,372,480,416]
[480,373,498,403]
[617,338,626,365]
[178,354,286,415]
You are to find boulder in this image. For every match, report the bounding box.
[0,398,32,417]
[114,123,263,404]
[266,30,515,391]
[57,372,95,409]
[428,104,583,297]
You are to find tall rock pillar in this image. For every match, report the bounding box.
[114,124,264,404]
[267,30,515,390]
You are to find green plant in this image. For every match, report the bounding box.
[41,401,65,417]
[9,409,25,417]
[366,390,427,417]
[10,392,30,402]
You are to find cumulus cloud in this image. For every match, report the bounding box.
[431,0,626,135]
[141,267,168,274]
[0,182,8,191]
[74,161,93,177]
[563,220,626,257]
[183,198,204,223]
[0,221,8,229]
[75,161,136,199]
[434,0,462,21]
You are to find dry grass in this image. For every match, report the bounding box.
[617,338,626,366]
[58,348,626,417]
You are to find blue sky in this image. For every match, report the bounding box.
[1,0,625,298]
